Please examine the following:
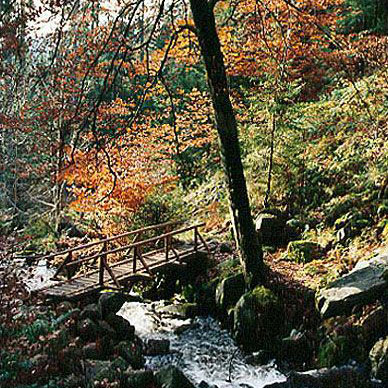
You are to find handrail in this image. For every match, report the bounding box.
[64,223,205,267]
[41,220,182,260]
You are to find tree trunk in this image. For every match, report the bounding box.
[189,0,263,288]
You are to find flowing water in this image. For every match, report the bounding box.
[118,301,286,388]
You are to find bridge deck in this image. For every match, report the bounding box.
[38,242,208,300]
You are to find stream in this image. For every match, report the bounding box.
[18,260,286,387]
[118,301,286,388]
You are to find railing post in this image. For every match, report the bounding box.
[165,235,170,262]
[133,247,137,273]
[53,251,72,280]
[99,241,107,286]
[194,226,198,254]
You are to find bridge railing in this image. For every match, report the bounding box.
[47,220,181,280]
[49,222,208,288]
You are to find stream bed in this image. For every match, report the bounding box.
[118,301,286,388]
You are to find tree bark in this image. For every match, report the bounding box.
[189,0,263,288]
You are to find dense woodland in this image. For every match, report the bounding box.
[0,0,388,387]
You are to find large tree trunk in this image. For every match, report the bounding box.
[189,0,264,288]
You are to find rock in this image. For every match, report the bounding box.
[126,369,154,388]
[369,336,388,382]
[359,305,388,347]
[219,242,233,253]
[106,313,135,340]
[115,340,145,369]
[98,335,115,358]
[80,303,101,321]
[155,365,195,388]
[98,292,128,317]
[279,329,312,364]
[174,322,196,335]
[199,382,218,388]
[317,315,366,368]
[82,342,101,359]
[143,338,170,356]
[97,320,116,338]
[255,211,287,246]
[316,252,388,319]
[77,318,99,341]
[245,350,272,365]
[215,272,245,313]
[264,365,371,388]
[233,286,282,351]
[157,303,198,319]
[284,240,322,264]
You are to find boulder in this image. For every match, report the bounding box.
[233,286,282,351]
[215,272,245,312]
[97,320,116,338]
[155,365,195,388]
[255,211,287,246]
[284,240,322,264]
[80,303,101,321]
[369,336,388,382]
[98,292,128,317]
[126,369,155,388]
[359,305,388,347]
[143,338,170,356]
[316,252,388,319]
[106,313,135,340]
[156,303,198,319]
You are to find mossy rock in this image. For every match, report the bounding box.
[369,335,388,382]
[216,257,241,279]
[215,272,245,313]
[115,340,144,370]
[233,286,282,351]
[285,240,322,264]
[317,333,365,368]
[80,303,101,322]
[126,369,155,388]
[98,292,128,318]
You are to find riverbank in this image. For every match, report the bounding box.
[1,238,387,387]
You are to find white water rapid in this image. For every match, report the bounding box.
[118,301,286,388]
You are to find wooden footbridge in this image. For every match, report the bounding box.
[36,221,211,300]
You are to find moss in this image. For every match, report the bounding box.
[251,286,279,306]
[233,286,282,351]
[317,328,366,368]
[216,257,241,279]
[285,240,322,264]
